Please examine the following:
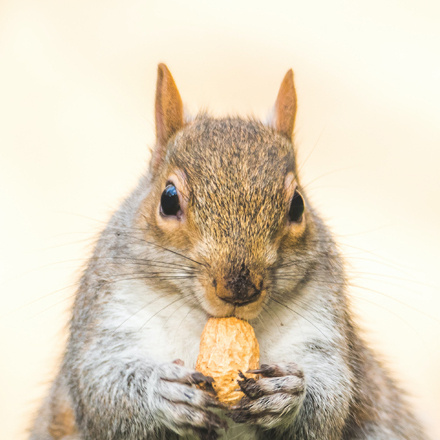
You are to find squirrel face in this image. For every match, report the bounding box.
[138,65,313,320]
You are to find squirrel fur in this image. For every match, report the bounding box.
[29,64,426,440]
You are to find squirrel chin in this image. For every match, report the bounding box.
[202,291,267,321]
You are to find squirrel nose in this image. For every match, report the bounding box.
[214,270,263,306]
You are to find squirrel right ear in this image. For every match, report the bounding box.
[273,69,297,141]
[152,64,184,170]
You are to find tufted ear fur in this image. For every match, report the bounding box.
[273,69,297,141]
[152,63,184,171]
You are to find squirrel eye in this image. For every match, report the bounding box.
[160,184,181,217]
[288,190,304,223]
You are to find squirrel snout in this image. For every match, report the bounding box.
[214,270,263,306]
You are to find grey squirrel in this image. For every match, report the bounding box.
[30,64,426,439]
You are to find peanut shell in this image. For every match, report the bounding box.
[195,317,259,405]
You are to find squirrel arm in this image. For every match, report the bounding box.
[65,333,162,439]
[64,319,223,439]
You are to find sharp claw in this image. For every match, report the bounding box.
[190,372,215,385]
[247,364,279,377]
[247,364,269,373]
[237,373,262,399]
[204,381,217,395]
[238,370,247,379]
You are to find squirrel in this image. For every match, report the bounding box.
[29,64,427,440]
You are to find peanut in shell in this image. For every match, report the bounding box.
[195,317,259,405]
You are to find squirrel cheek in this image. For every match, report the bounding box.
[156,220,181,242]
[152,201,194,251]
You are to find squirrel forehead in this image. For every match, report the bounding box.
[168,116,295,186]
[164,117,294,239]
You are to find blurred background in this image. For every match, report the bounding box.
[1,0,439,438]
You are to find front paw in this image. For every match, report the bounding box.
[227,362,306,430]
[150,361,228,439]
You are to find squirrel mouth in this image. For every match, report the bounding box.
[217,290,262,307]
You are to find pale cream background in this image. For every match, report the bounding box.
[1,0,439,438]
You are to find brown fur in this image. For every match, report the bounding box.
[153,63,184,170]
[274,69,297,139]
[48,406,77,440]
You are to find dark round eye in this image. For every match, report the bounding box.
[160,184,181,217]
[288,190,304,223]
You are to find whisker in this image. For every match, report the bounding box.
[348,282,440,324]
[349,292,423,340]
[145,241,208,268]
[110,290,179,335]
[269,295,332,343]
[163,294,198,330]
[269,286,334,326]
[296,126,326,177]
[111,230,208,268]
[0,282,79,319]
[347,271,440,291]
[175,302,197,338]
[106,270,196,278]
[270,275,440,324]
[300,166,357,193]
[261,303,283,335]
[28,291,77,319]
[138,293,194,331]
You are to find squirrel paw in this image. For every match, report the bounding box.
[150,361,228,440]
[226,362,306,429]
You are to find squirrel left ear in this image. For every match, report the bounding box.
[152,63,184,171]
[273,69,297,141]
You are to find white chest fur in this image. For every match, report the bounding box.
[101,279,206,367]
[103,281,326,364]
[99,280,327,439]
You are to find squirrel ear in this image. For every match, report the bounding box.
[273,69,297,141]
[153,64,184,168]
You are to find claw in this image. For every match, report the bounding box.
[246,364,269,375]
[202,380,217,395]
[237,372,263,399]
[246,364,281,377]
[190,372,215,385]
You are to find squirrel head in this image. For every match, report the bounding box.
[137,64,316,320]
